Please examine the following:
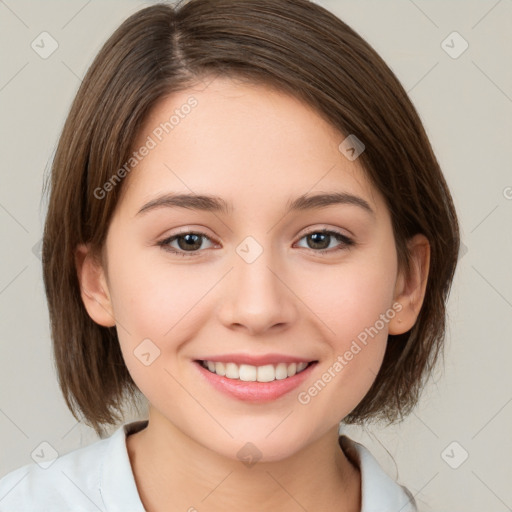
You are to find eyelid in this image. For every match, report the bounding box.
[296,223,352,239]
[158,226,218,243]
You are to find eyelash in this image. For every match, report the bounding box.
[157,228,355,257]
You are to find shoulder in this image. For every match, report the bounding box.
[0,433,110,511]
[0,420,147,512]
[339,435,418,512]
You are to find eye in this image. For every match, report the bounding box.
[158,231,216,257]
[157,228,355,258]
[295,229,355,254]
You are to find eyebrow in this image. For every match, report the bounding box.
[136,191,375,217]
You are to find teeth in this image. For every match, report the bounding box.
[225,362,239,379]
[240,364,257,381]
[275,363,289,380]
[215,362,226,376]
[257,364,275,382]
[201,360,310,382]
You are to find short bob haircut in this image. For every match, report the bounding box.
[42,0,460,438]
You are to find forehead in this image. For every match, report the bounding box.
[117,77,384,218]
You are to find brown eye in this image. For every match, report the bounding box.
[296,229,354,254]
[158,231,215,256]
[174,233,203,251]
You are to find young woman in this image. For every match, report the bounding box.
[0,1,459,510]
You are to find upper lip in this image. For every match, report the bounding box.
[196,354,317,366]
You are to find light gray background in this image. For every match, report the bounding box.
[1,0,511,510]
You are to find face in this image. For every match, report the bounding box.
[87,76,407,462]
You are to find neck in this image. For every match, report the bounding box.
[126,410,361,512]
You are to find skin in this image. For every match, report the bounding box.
[75,76,430,512]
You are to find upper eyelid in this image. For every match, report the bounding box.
[161,225,351,241]
[296,224,352,239]
[164,229,219,245]
[164,222,352,238]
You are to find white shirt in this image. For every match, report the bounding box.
[0,420,417,511]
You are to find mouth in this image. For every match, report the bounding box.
[196,359,316,382]
[193,358,319,402]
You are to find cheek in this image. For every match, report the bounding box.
[107,245,203,335]
[106,246,221,389]
[296,252,396,407]
[108,256,198,398]
[303,255,397,345]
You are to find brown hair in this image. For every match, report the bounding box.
[42,0,460,438]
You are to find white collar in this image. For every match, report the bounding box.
[101,420,416,511]
[339,434,417,511]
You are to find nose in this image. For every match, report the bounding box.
[217,245,298,336]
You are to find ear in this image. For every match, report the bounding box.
[74,243,116,327]
[388,234,430,335]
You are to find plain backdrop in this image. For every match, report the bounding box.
[0,1,511,510]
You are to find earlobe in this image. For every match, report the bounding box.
[388,234,430,335]
[74,243,116,328]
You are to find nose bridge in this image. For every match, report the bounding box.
[219,235,296,334]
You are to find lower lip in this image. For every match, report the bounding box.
[194,361,317,403]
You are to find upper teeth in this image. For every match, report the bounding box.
[202,361,309,382]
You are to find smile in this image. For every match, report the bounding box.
[199,360,312,382]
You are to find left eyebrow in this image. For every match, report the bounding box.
[135,191,375,218]
[286,192,375,218]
